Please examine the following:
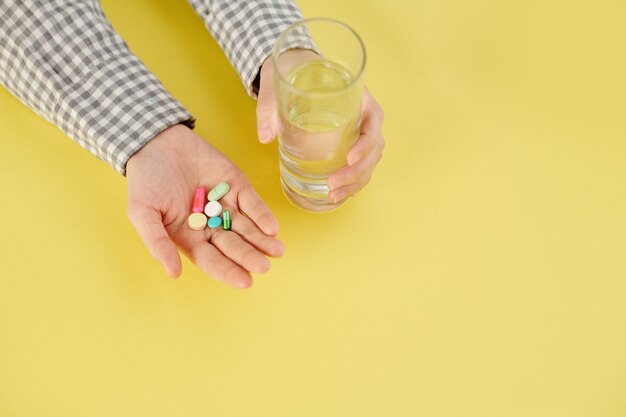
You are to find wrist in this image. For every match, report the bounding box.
[126,123,190,174]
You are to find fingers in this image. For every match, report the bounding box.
[329,140,382,189]
[183,208,283,288]
[328,164,376,202]
[327,89,385,201]
[346,90,385,164]
[360,89,385,135]
[256,60,278,144]
[346,92,383,165]
[327,148,381,202]
[208,228,270,273]
[186,241,253,289]
[229,211,285,258]
[163,184,282,288]
[184,209,283,288]
[127,203,182,279]
[238,184,280,236]
[346,132,377,166]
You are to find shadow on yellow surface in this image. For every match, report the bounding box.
[1,0,625,416]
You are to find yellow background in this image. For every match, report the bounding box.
[1,0,625,415]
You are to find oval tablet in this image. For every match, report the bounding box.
[208,216,222,229]
[187,212,207,230]
[208,181,230,201]
[204,200,222,217]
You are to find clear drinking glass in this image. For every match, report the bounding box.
[272,18,366,212]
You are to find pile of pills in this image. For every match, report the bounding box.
[187,181,231,231]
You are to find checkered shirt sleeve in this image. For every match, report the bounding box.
[0,1,312,175]
[0,1,196,175]
[186,0,316,98]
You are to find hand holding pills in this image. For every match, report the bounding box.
[126,124,285,289]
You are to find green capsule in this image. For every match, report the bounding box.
[222,210,231,231]
[208,181,230,201]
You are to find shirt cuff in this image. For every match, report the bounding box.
[51,53,196,176]
[224,7,316,99]
[248,37,318,99]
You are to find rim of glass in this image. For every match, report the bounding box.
[271,18,366,97]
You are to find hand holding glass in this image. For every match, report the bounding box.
[272,19,366,212]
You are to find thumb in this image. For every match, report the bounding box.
[128,203,182,279]
[256,60,278,144]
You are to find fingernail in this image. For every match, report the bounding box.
[348,153,362,166]
[165,266,178,279]
[237,279,252,289]
[328,180,341,191]
[275,241,285,256]
[333,192,347,203]
[259,127,273,143]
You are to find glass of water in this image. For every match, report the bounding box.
[272,18,366,212]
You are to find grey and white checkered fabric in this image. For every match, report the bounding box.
[0,0,311,175]
[187,0,315,97]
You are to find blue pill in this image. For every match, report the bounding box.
[208,216,222,229]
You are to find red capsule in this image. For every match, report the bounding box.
[191,186,207,213]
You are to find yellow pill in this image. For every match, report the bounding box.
[187,212,208,230]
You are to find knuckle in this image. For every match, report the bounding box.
[348,185,361,197]
[234,215,254,236]
[373,101,385,120]
[376,141,384,154]
[209,228,224,242]
[240,182,255,198]
[127,209,135,224]
[345,170,360,184]
[352,177,371,195]
[127,206,141,225]
[256,96,275,113]
[243,249,263,269]
[208,229,227,250]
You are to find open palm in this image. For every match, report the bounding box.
[126,124,284,289]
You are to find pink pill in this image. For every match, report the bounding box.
[192,186,207,213]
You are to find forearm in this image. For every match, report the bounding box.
[0,0,195,175]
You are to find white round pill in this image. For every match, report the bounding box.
[204,200,222,217]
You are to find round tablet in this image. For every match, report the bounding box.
[204,200,222,217]
[208,216,222,229]
[187,212,208,230]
